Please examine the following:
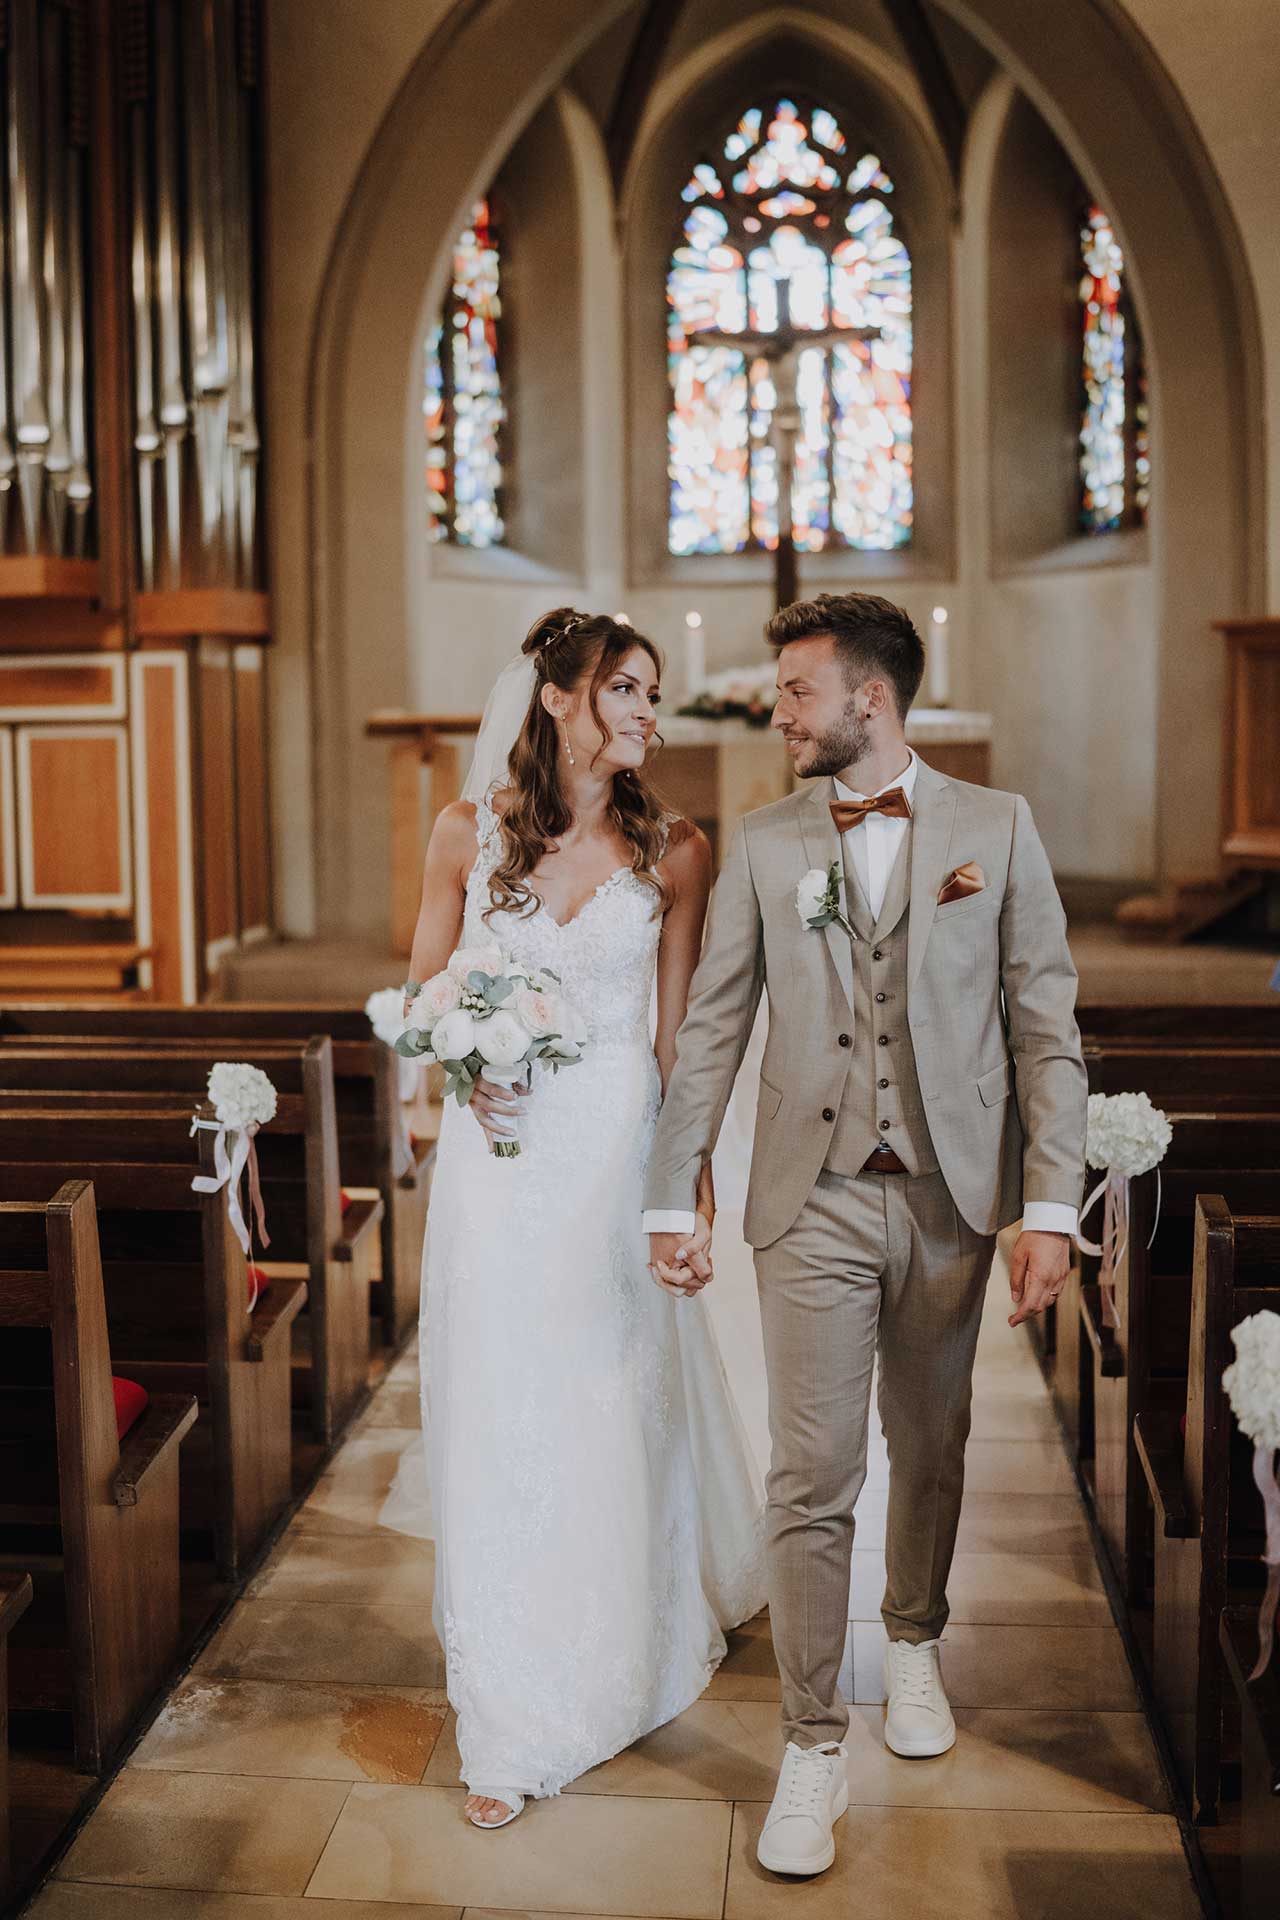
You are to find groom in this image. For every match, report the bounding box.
[644,592,1087,1878]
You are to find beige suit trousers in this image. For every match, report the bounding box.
[753,1163,996,1748]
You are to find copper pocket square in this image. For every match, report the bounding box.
[937,861,985,906]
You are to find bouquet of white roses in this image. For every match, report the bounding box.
[394,944,587,1157]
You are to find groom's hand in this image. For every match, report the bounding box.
[649,1223,712,1298]
[1007,1229,1071,1327]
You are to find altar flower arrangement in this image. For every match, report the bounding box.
[796,861,855,940]
[677,661,779,728]
[1077,1090,1173,1330]
[395,949,586,1157]
[1222,1310,1280,1677]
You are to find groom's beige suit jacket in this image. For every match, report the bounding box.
[645,757,1088,1248]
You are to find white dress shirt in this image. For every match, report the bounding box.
[834,750,918,922]
[643,752,1078,1241]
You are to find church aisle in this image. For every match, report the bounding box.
[23,1235,1202,1920]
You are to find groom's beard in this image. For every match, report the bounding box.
[790,702,871,780]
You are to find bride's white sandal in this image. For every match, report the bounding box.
[465,1785,525,1829]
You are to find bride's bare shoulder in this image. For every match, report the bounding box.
[431,800,483,857]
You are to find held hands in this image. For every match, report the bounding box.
[1007,1229,1071,1328]
[468,1073,528,1148]
[649,1215,714,1298]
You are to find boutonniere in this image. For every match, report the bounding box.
[796,862,856,938]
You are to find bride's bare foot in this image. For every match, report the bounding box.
[465,1789,523,1827]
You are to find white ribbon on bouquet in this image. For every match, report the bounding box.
[1250,1444,1280,1680]
[1075,1167,1161,1330]
[190,1115,271,1264]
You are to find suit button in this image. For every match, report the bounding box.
[879,1119,891,1131]
[822,1106,836,1123]
[879,1078,889,1089]
[838,1033,851,1048]
[877,1034,889,1047]
[875,992,887,1003]
[873,948,884,961]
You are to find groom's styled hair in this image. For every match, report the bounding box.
[765,593,925,719]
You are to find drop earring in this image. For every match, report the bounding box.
[561,723,575,768]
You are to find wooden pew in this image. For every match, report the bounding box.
[1219,1606,1280,1919]
[1024,1007,1280,1372]
[0,1182,197,1771]
[1084,1046,1280,1104]
[0,1042,380,1445]
[1084,1114,1280,1606]
[1079,1006,1280,1044]
[0,1108,306,1582]
[0,1572,33,1896]
[1135,1196,1280,1823]
[0,1004,431,1349]
[1051,1038,1280,1462]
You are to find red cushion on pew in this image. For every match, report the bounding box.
[112,1376,149,1441]
[340,1188,353,1215]
[247,1263,268,1311]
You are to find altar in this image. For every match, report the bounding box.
[367,708,992,956]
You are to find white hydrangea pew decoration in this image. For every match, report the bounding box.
[364,986,417,1174]
[1076,1090,1173,1329]
[1222,1309,1280,1678]
[191,1061,277,1272]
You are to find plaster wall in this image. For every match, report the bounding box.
[261,0,1269,937]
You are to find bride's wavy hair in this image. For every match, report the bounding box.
[484,607,672,923]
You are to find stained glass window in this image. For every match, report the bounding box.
[667,97,912,556]
[1078,205,1149,534]
[425,199,506,547]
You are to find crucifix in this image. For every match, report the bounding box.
[695,279,881,609]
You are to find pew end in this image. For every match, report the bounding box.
[1219,1607,1280,1919]
[112,1394,200,1508]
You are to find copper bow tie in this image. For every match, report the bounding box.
[829,787,913,832]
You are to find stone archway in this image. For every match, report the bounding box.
[302,0,1262,937]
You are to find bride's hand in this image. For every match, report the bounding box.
[650,1215,713,1297]
[468,1072,525,1148]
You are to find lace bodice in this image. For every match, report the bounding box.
[464,792,673,1050]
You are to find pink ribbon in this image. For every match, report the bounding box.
[1076,1167,1161,1331]
[1250,1443,1280,1680]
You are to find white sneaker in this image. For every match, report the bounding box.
[756,1739,849,1876]
[883,1637,956,1757]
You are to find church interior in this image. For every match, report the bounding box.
[1,0,1279,1915]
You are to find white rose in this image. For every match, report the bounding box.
[514,986,560,1038]
[411,971,461,1025]
[447,944,504,984]
[795,867,829,923]
[430,1008,477,1063]
[474,1008,532,1068]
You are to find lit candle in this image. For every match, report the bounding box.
[928,605,950,709]
[684,609,706,700]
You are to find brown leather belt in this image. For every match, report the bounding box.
[861,1145,909,1174]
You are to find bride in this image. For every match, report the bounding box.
[387,607,767,1830]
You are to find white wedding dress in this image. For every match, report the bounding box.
[382,792,767,1798]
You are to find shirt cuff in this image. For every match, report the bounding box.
[643,1209,699,1237]
[1022,1201,1078,1237]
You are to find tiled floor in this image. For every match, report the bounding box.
[23,1228,1203,1920]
